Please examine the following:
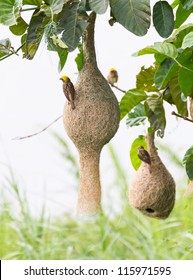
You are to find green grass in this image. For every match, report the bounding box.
[0,137,193,260]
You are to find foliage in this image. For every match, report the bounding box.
[0,142,192,260]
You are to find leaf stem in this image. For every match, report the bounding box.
[171,111,193,123]
[174,58,193,73]
[20,8,37,12]
[0,44,24,62]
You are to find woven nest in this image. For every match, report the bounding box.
[184,181,193,196]
[129,133,176,219]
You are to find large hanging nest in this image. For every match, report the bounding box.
[63,12,120,216]
[129,132,176,219]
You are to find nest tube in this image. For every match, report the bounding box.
[129,132,176,219]
[63,12,120,216]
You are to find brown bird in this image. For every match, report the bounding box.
[137,146,151,172]
[60,75,76,110]
[107,68,118,85]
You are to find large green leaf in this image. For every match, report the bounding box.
[89,0,108,14]
[134,42,178,59]
[45,0,65,17]
[23,0,42,5]
[130,135,147,170]
[110,0,151,36]
[182,31,193,49]
[144,95,166,137]
[179,58,193,97]
[126,103,147,127]
[169,75,188,115]
[173,24,193,48]
[180,0,193,10]
[26,9,49,59]
[119,89,147,120]
[153,1,174,38]
[154,48,192,89]
[0,0,22,26]
[174,3,193,28]
[183,146,193,180]
[136,66,157,92]
[57,2,88,52]
[9,16,28,36]
[58,49,68,72]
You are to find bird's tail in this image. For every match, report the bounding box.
[71,100,75,110]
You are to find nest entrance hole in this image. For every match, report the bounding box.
[145,208,154,213]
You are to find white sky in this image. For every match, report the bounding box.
[0,1,192,217]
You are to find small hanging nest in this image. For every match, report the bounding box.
[129,132,176,219]
[184,181,193,196]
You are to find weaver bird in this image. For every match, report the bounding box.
[107,68,118,85]
[60,75,76,110]
[137,146,151,173]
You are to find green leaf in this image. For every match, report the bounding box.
[130,135,147,170]
[173,24,193,48]
[179,58,193,97]
[144,95,166,137]
[136,66,157,92]
[171,0,180,9]
[183,146,193,180]
[58,2,88,52]
[180,0,193,10]
[119,89,147,120]
[126,103,147,127]
[134,42,178,59]
[174,3,193,28]
[182,31,193,49]
[153,1,174,38]
[75,44,84,71]
[0,0,22,26]
[58,49,68,72]
[46,0,65,16]
[9,16,28,36]
[0,38,11,54]
[155,48,192,89]
[110,0,151,36]
[26,9,49,59]
[169,75,188,115]
[183,146,193,164]
[88,0,108,14]
[23,0,42,5]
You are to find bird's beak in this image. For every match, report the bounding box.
[60,78,63,81]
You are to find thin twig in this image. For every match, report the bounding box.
[12,115,63,140]
[171,111,193,123]
[110,83,126,93]
[0,44,24,62]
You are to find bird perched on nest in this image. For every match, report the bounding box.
[137,146,151,173]
[107,68,118,85]
[60,75,76,110]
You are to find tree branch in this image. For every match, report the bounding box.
[171,111,193,123]
[110,83,126,93]
[12,115,63,140]
[0,44,24,62]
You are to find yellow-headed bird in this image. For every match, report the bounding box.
[107,68,118,85]
[60,75,76,110]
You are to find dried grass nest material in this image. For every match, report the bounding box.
[63,12,120,216]
[129,133,176,219]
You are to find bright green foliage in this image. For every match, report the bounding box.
[23,0,42,5]
[144,95,166,137]
[181,0,193,10]
[130,135,147,170]
[75,44,84,71]
[134,42,178,60]
[0,38,12,57]
[119,89,147,120]
[181,31,193,49]
[126,103,147,128]
[110,0,151,36]
[174,3,193,28]
[153,1,174,38]
[183,146,193,180]
[88,0,108,14]
[9,16,28,36]
[136,66,157,92]
[0,0,22,26]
